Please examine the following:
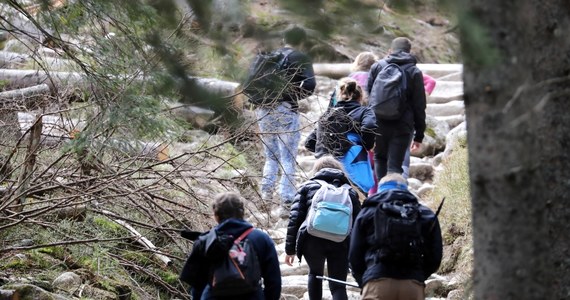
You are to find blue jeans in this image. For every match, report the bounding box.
[374,130,414,180]
[256,102,301,203]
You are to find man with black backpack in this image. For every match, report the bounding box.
[348,173,442,300]
[179,192,281,300]
[367,37,427,180]
[243,25,316,211]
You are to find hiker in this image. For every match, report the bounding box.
[284,156,362,300]
[347,51,381,196]
[179,192,281,300]
[402,73,436,179]
[305,77,377,193]
[367,37,427,180]
[251,25,316,209]
[348,51,379,101]
[349,173,443,300]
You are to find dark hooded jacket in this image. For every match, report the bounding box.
[366,51,427,143]
[348,185,442,287]
[278,47,316,110]
[180,218,281,300]
[285,168,362,260]
[304,99,377,157]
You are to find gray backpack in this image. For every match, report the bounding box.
[369,60,411,120]
[305,180,353,242]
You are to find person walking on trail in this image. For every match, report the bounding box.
[179,192,281,300]
[305,77,377,194]
[348,51,379,101]
[401,73,436,180]
[366,37,427,180]
[349,173,443,300]
[253,25,316,208]
[284,156,361,300]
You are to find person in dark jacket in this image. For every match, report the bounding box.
[179,192,281,300]
[305,78,377,193]
[349,173,442,300]
[284,156,362,300]
[255,25,316,206]
[367,37,427,180]
[305,77,377,157]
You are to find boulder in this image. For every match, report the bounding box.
[52,272,81,293]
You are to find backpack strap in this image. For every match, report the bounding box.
[275,48,295,70]
[234,227,254,244]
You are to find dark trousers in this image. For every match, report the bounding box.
[303,236,349,300]
[374,129,413,180]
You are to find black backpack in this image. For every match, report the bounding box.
[242,49,294,106]
[315,106,355,157]
[209,228,262,297]
[373,195,424,266]
[369,60,411,120]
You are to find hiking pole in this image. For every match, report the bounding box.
[430,197,446,232]
[316,276,360,288]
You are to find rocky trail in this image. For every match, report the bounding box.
[247,64,467,300]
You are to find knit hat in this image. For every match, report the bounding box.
[390,37,412,53]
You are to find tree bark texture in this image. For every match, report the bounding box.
[461,1,570,299]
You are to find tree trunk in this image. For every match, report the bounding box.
[460,1,570,299]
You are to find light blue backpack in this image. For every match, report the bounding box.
[305,180,353,242]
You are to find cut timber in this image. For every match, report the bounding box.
[312,63,464,81]
[0,289,19,300]
[51,205,87,221]
[168,103,215,128]
[0,51,76,70]
[109,217,172,267]
[0,69,83,90]
[0,84,51,109]
[191,76,240,97]
[18,112,81,146]
[0,51,28,68]
[313,63,352,79]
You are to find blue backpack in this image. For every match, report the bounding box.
[306,180,353,242]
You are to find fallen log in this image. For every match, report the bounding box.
[167,103,216,128]
[312,63,464,80]
[0,51,29,68]
[51,205,87,222]
[0,51,75,70]
[0,289,19,300]
[0,84,52,109]
[0,69,84,90]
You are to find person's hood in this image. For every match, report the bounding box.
[385,51,417,66]
[312,167,350,185]
[334,100,361,112]
[362,187,416,208]
[215,218,253,237]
